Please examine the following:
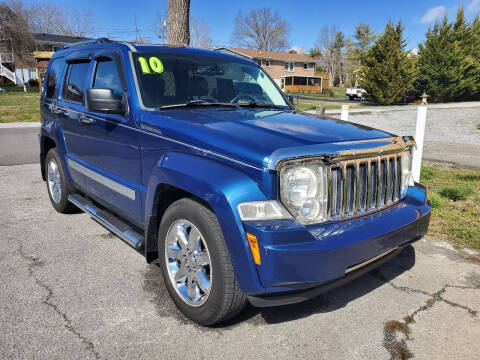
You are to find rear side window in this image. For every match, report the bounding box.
[64,61,90,103]
[93,59,123,100]
[45,59,65,99]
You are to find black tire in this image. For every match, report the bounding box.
[45,148,75,213]
[158,198,247,325]
[349,95,354,101]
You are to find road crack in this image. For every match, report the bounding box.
[17,242,100,359]
[372,271,479,359]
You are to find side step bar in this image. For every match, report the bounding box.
[68,193,144,250]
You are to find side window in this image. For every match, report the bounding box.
[45,59,65,99]
[64,61,90,103]
[93,58,123,100]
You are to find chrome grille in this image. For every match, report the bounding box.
[328,152,404,220]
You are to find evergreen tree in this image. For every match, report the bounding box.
[416,7,480,102]
[361,21,417,105]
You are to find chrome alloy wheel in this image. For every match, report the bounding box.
[165,219,212,307]
[47,158,62,203]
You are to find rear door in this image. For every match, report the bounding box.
[56,53,93,192]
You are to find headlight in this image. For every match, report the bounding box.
[401,149,414,197]
[279,163,328,224]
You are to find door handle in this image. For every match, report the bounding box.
[79,115,94,125]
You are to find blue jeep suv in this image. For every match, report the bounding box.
[40,39,431,325]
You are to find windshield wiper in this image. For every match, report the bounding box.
[158,100,240,110]
[237,101,289,110]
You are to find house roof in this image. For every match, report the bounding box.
[33,33,91,45]
[215,47,315,63]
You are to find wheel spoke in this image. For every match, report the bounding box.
[196,251,210,266]
[167,246,182,261]
[187,277,199,301]
[195,269,210,295]
[176,225,189,249]
[188,227,201,250]
[174,261,187,281]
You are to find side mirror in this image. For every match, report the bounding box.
[85,88,125,115]
[286,94,294,104]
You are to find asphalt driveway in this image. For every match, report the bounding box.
[1,163,479,359]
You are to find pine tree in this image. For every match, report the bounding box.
[360,21,417,105]
[416,7,480,102]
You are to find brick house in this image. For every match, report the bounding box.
[214,47,329,93]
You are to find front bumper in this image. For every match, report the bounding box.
[242,185,431,305]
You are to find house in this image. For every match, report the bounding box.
[214,47,329,93]
[0,3,90,85]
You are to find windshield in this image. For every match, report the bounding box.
[132,52,288,109]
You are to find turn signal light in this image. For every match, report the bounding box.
[246,232,261,265]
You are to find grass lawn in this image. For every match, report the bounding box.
[289,87,348,100]
[421,162,480,249]
[0,87,41,123]
[295,99,362,112]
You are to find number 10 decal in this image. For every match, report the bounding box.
[138,57,164,74]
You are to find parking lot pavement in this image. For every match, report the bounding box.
[1,163,479,360]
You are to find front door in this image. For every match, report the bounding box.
[60,51,143,223]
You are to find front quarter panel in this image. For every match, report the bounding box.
[145,152,271,294]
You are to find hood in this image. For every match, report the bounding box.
[141,108,394,168]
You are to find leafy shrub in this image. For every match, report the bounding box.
[439,185,474,201]
[28,79,39,87]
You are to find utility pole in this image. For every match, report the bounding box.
[134,14,140,43]
[161,16,167,45]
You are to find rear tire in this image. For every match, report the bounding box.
[45,148,75,213]
[158,198,247,325]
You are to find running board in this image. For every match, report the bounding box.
[68,193,144,250]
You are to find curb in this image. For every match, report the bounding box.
[0,122,40,129]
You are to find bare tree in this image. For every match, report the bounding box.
[314,26,346,87]
[167,0,190,46]
[4,0,94,37]
[60,9,94,37]
[190,16,211,48]
[231,8,289,51]
[0,3,34,86]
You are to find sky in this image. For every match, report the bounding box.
[58,0,480,51]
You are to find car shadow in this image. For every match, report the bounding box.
[143,245,416,328]
[221,245,416,327]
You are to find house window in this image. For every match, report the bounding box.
[304,63,308,70]
[265,59,270,67]
[281,78,284,89]
[256,59,262,67]
[284,62,294,72]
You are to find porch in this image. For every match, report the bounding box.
[282,76,323,93]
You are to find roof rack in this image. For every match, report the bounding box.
[59,38,114,50]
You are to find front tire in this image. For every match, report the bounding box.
[45,148,75,213]
[158,198,247,325]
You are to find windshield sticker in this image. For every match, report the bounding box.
[138,56,164,74]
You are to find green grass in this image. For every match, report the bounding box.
[295,99,362,112]
[477,123,480,129]
[289,87,348,100]
[421,163,480,249]
[439,185,474,201]
[0,88,41,122]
